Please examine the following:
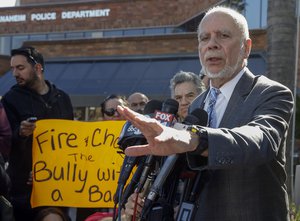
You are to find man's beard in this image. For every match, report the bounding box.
[22,70,39,88]
[202,48,245,80]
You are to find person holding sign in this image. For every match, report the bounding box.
[100,94,129,121]
[34,207,69,221]
[2,46,74,221]
[77,94,129,221]
[77,94,128,221]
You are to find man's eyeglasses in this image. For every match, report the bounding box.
[28,55,38,65]
[103,108,118,117]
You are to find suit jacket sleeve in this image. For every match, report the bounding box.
[186,72,294,170]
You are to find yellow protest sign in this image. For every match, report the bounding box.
[31,119,126,208]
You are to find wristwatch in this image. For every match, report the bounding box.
[186,125,208,155]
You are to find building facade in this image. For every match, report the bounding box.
[0,0,267,121]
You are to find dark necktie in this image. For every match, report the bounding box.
[207,88,220,128]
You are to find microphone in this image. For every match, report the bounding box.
[114,100,163,205]
[141,108,208,215]
[117,99,163,150]
[161,98,179,114]
[135,99,179,195]
[153,98,179,126]
[144,99,163,116]
[173,108,209,130]
[119,156,146,207]
[135,154,154,194]
[116,122,145,196]
[117,99,163,151]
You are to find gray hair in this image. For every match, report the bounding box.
[169,70,205,97]
[198,6,249,41]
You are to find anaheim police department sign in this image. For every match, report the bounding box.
[0,8,110,22]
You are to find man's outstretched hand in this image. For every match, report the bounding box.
[117,106,198,157]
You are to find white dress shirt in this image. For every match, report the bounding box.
[204,67,247,127]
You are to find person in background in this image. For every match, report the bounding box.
[199,68,210,88]
[0,103,11,197]
[0,101,12,198]
[84,211,114,221]
[78,94,129,220]
[127,92,149,114]
[169,70,206,121]
[34,207,69,221]
[119,6,293,221]
[100,94,128,121]
[0,102,12,163]
[2,46,74,221]
[123,71,206,219]
[0,152,10,199]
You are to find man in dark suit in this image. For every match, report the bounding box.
[118,6,293,221]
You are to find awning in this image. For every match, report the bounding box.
[0,54,266,107]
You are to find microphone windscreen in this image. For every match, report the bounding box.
[183,115,201,125]
[189,108,208,126]
[144,100,163,115]
[161,98,179,114]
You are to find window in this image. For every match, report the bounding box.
[48,33,65,40]
[29,34,47,41]
[12,35,28,49]
[66,32,84,39]
[245,0,267,29]
[103,30,123,37]
[0,36,11,55]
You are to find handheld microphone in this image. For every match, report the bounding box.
[142,108,208,212]
[119,156,146,207]
[115,121,145,201]
[135,155,154,193]
[173,108,209,130]
[161,98,179,114]
[136,99,179,195]
[144,99,163,117]
[118,121,145,152]
[115,100,163,205]
[153,98,179,126]
[117,99,163,151]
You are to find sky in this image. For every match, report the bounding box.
[0,0,16,8]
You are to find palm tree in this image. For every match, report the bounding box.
[267,0,297,197]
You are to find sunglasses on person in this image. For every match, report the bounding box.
[12,48,39,64]
[26,49,39,65]
[103,108,118,117]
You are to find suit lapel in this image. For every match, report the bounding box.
[219,70,258,128]
[191,89,208,110]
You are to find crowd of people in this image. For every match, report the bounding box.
[0,45,206,221]
[0,5,295,221]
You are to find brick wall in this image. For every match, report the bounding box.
[0,0,267,77]
[23,30,266,60]
[0,0,221,34]
[20,0,84,5]
[250,29,267,51]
